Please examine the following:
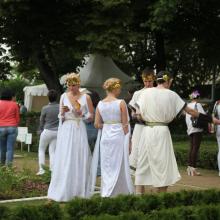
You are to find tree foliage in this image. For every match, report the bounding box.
[0,0,220,96]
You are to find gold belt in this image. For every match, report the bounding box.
[65,118,82,121]
[65,118,82,125]
[104,121,121,125]
[145,122,168,127]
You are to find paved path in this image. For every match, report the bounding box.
[144,168,220,193]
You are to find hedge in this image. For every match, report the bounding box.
[82,204,220,220]
[1,190,220,220]
[0,203,62,220]
[174,139,218,169]
[66,190,220,220]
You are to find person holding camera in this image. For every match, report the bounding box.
[185,90,205,176]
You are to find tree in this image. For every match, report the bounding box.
[0,0,92,94]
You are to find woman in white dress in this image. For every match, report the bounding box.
[48,73,94,202]
[135,71,220,193]
[91,78,133,197]
[129,68,155,195]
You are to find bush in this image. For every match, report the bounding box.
[174,139,218,169]
[0,206,9,220]
[0,78,29,102]
[82,204,220,220]
[19,112,41,152]
[66,190,220,220]
[2,203,62,220]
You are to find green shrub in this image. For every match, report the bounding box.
[174,140,218,169]
[6,203,62,220]
[82,204,220,220]
[0,206,9,220]
[66,190,220,220]
[19,112,41,152]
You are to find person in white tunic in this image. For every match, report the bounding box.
[48,73,94,202]
[91,78,133,197]
[129,68,155,195]
[135,71,220,193]
[185,90,205,176]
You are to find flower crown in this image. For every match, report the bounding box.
[66,73,80,86]
[142,75,155,81]
[162,74,169,81]
[109,82,121,90]
[104,81,122,91]
[157,73,170,82]
[189,90,200,99]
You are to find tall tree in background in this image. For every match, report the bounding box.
[1,0,220,97]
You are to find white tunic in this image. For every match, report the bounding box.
[185,102,205,135]
[89,100,134,197]
[47,93,91,201]
[136,87,186,187]
[129,88,146,171]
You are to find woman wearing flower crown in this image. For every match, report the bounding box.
[48,72,94,201]
[89,78,133,197]
[185,90,205,176]
[135,71,220,193]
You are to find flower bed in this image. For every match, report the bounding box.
[0,166,49,200]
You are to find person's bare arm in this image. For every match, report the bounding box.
[94,108,103,129]
[184,106,199,117]
[86,94,94,122]
[185,105,220,125]
[120,101,129,135]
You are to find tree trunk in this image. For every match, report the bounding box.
[155,31,166,72]
[34,51,63,95]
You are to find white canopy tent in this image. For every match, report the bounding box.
[24,54,134,111]
[23,84,49,112]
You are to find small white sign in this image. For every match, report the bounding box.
[25,133,32,145]
[16,127,28,142]
[18,127,28,134]
[17,134,26,142]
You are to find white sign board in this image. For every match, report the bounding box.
[25,133,32,145]
[17,127,28,142]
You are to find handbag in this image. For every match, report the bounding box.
[191,103,207,129]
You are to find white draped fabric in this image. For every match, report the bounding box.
[129,88,146,171]
[88,100,134,197]
[48,93,91,201]
[135,88,186,187]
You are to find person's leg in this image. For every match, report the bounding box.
[48,131,57,172]
[187,134,194,175]
[188,134,194,167]
[6,127,18,165]
[37,130,49,175]
[0,128,7,165]
[191,132,202,168]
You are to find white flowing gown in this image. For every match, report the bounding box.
[89,100,134,197]
[135,88,186,187]
[129,88,146,172]
[47,93,91,201]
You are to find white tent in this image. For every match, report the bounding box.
[23,84,49,111]
[24,54,134,111]
[23,84,89,112]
